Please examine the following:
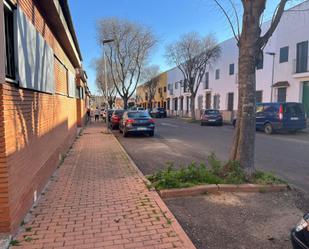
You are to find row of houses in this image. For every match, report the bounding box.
[0,0,90,233]
[136,1,309,121]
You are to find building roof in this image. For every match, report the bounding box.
[59,0,82,61]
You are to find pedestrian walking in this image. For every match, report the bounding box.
[86,108,91,123]
[95,107,100,122]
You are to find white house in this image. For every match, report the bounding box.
[166,1,309,121]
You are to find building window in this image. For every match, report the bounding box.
[175,82,178,89]
[205,72,209,89]
[256,90,263,103]
[277,88,287,102]
[229,63,234,75]
[279,46,289,63]
[213,94,220,110]
[215,69,220,80]
[296,41,308,73]
[4,2,15,79]
[256,56,263,70]
[164,86,167,93]
[227,92,234,111]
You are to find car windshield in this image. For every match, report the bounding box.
[128,112,150,118]
[284,103,304,115]
[205,110,219,115]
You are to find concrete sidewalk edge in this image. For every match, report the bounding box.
[112,135,197,249]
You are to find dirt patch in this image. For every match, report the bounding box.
[165,190,308,249]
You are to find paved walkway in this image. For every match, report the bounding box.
[13,123,195,249]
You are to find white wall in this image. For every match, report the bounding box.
[166,1,309,116]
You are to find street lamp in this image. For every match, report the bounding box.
[266,52,276,102]
[102,39,114,132]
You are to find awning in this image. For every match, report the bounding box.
[272,81,290,88]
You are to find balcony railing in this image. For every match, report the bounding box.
[293,57,309,74]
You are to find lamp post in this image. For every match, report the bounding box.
[102,39,114,132]
[266,52,276,102]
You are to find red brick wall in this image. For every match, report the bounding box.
[0,0,81,233]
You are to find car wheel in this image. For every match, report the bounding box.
[149,131,154,137]
[264,123,273,135]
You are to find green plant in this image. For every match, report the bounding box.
[24,236,33,242]
[10,240,20,246]
[147,155,284,190]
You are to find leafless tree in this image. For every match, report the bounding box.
[95,57,117,109]
[97,18,157,109]
[141,65,160,108]
[214,0,290,173]
[165,32,221,120]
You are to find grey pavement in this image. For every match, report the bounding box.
[114,118,309,192]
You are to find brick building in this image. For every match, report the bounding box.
[0,0,90,234]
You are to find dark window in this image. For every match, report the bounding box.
[277,88,287,102]
[167,100,170,110]
[227,92,234,111]
[256,56,264,70]
[280,46,289,63]
[180,98,183,111]
[205,110,220,115]
[256,90,263,103]
[229,64,234,75]
[163,86,167,93]
[205,72,209,89]
[296,41,308,73]
[128,112,150,118]
[4,3,15,79]
[284,103,304,115]
[263,105,277,113]
[215,69,220,80]
[175,82,178,89]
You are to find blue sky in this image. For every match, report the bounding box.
[68,0,305,94]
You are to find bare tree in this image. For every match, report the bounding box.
[141,65,160,108]
[95,57,117,109]
[165,32,221,120]
[97,18,157,109]
[214,0,289,173]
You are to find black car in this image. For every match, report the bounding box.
[150,108,167,118]
[200,109,223,126]
[119,111,155,137]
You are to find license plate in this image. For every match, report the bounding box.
[137,127,147,131]
[291,117,299,120]
[209,119,215,122]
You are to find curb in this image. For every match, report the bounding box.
[159,184,289,198]
[111,134,196,249]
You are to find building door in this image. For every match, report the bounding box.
[296,41,308,73]
[180,97,184,111]
[227,92,234,111]
[205,93,211,109]
[277,87,287,102]
[303,82,309,117]
[174,98,178,111]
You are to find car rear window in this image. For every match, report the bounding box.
[128,112,150,118]
[205,110,220,114]
[114,110,124,115]
[284,103,304,115]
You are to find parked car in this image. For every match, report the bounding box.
[200,109,223,126]
[150,108,167,118]
[233,102,307,134]
[119,111,155,137]
[110,109,125,130]
[291,213,309,249]
[100,108,106,118]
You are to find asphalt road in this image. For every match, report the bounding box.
[114,118,309,192]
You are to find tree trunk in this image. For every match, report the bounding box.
[229,1,266,174]
[190,95,196,120]
[123,97,128,110]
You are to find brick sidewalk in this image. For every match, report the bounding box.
[12,123,195,249]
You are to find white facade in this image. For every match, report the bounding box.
[166,1,309,120]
